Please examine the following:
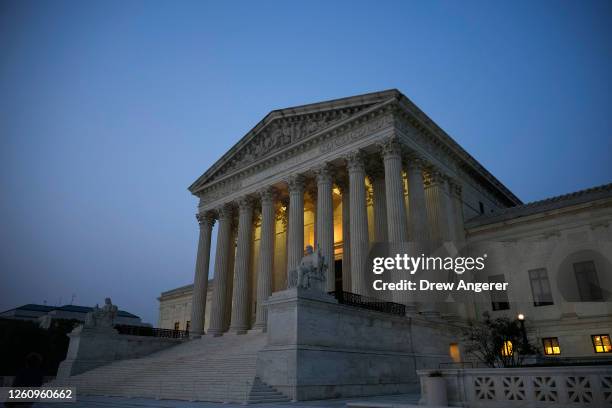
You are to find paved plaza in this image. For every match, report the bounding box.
[34,392,420,408]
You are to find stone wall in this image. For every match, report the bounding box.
[56,326,184,378]
[418,366,612,407]
[257,288,458,401]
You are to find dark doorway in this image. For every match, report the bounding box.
[334,259,343,291]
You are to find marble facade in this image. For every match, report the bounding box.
[157,89,612,365]
[185,89,520,337]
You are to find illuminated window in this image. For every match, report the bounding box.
[592,334,612,353]
[501,340,513,356]
[449,343,461,363]
[542,337,561,355]
[174,321,180,331]
[185,321,191,332]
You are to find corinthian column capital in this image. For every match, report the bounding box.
[258,186,276,205]
[196,211,216,228]
[314,163,334,185]
[286,174,306,193]
[215,203,234,220]
[423,168,447,188]
[237,196,254,211]
[378,136,403,159]
[344,150,366,173]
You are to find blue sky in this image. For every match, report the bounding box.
[1,1,611,324]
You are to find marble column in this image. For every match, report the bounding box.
[406,157,430,244]
[229,197,254,334]
[379,138,409,305]
[189,211,215,336]
[315,164,335,291]
[381,137,409,243]
[207,204,234,336]
[337,179,351,292]
[286,174,305,276]
[448,179,466,244]
[345,151,369,295]
[424,169,452,245]
[423,169,452,318]
[369,168,388,243]
[253,187,275,331]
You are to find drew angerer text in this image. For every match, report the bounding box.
[372,279,508,293]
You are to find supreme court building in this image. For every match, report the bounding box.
[182,89,521,334]
[153,89,612,401]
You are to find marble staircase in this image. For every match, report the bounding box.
[53,332,289,404]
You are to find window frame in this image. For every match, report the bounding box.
[529,268,554,307]
[542,337,561,355]
[488,274,510,311]
[591,334,612,353]
[574,260,603,301]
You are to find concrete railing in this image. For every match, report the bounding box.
[418,366,612,407]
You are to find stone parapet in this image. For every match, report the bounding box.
[56,326,184,379]
[417,365,612,407]
[257,288,456,401]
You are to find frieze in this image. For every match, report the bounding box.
[210,107,369,183]
[197,100,396,198]
[319,114,393,154]
[199,180,243,206]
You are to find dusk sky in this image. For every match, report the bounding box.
[1,1,611,325]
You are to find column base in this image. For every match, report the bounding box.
[206,328,225,337]
[249,324,267,333]
[227,326,249,335]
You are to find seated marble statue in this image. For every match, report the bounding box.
[295,245,327,291]
[84,297,118,328]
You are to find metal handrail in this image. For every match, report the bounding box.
[114,324,189,339]
[329,290,406,316]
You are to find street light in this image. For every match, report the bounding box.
[517,313,528,346]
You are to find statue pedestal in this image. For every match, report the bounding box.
[56,325,120,379]
[256,287,418,401]
[267,287,337,305]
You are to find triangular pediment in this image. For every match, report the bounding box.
[189,90,400,192]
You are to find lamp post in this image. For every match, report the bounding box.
[517,313,528,346]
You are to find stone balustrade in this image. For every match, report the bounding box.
[418,366,612,407]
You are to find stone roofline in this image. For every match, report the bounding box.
[188,89,521,207]
[466,182,612,229]
[157,280,211,301]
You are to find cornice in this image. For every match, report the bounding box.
[189,90,400,192]
[190,89,523,212]
[392,97,521,206]
[196,99,397,205]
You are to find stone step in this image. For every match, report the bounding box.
[53,332,288,403]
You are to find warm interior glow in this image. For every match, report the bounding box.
[543,338,561,355]
[449,343,461,363]
[501,340,513,356]
[593,335,612,353]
